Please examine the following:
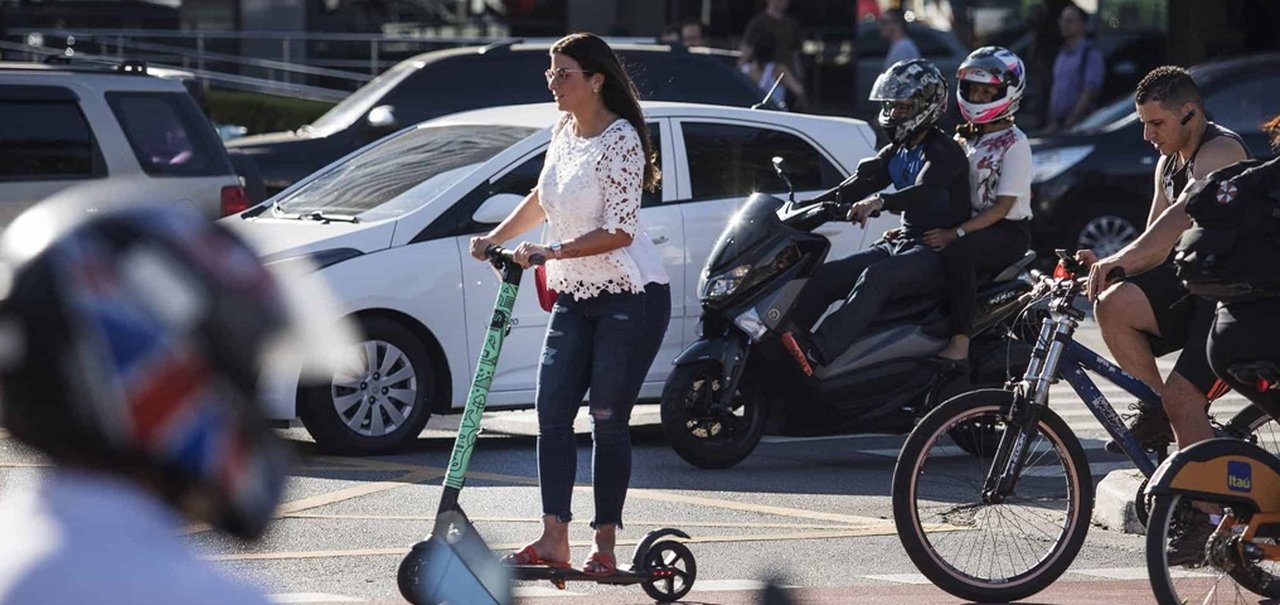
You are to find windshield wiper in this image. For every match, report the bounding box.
[299,211,359,223]
[270,205,360,223]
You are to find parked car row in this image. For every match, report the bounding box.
[226,40,777,196]
[228,102,883,453]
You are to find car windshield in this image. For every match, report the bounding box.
[1069,94,1139,134]
[305,61,420,136]
[272,124,538,220]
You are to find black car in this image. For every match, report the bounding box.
[1028,52,1280,260]
[227,40,775,195]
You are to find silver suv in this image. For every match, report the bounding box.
[0,60,246,224]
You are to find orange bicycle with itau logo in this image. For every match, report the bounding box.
[1143,361,1280,604]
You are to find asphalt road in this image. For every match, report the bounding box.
[0,320,1266,605]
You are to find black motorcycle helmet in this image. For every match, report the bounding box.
[870,59,949,145]
[0,202,304,539]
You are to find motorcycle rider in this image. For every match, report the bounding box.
[783,58,970,375]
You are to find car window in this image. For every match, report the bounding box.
[618,53,760,106]
[106,92,226,177]
[682,122,842,200]
[273,124,537,219]
[0,99,100,180]
[482,122,663,207]
[386,55,548,124]
[1071,93,1138,133]
[1205,73,1280,135]
[307,60,419,136]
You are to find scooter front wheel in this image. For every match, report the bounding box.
[660,362,766,469]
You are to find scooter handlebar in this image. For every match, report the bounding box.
[484,244,546,266]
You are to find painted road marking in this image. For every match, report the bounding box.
[269,593,364,603]
[206,527,903,562]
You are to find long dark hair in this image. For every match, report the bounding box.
[551,32,661,192]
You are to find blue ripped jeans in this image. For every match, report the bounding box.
[536,282,671,529]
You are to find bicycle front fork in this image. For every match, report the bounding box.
[983,316,1076,502]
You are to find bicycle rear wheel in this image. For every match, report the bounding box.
[892,389,1093,602]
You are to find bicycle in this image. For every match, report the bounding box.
[891,251,1280,602]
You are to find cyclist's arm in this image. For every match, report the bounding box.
[1191,137,1250,180]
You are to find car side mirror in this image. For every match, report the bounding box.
[472,193,524,224]
[367,105,398,132]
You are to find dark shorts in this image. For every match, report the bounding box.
[1128,263,1224,396]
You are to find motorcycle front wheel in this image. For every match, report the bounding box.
[660,361,767,469]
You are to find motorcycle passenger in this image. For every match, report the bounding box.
[783,59,970,375]
[927,47,1034,367]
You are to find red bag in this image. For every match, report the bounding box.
[534,264,558,312]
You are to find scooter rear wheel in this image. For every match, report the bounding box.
[660,362,766,469]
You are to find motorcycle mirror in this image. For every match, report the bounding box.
[772,156,796,206]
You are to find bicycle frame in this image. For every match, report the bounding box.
[984,293,1165,501]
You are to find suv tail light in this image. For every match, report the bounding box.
[220,185,250,216]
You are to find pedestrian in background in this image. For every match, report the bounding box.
[742,32,807,110]
[879,9,921,70]
[741,0,805,97]
[1044,2,1105,133]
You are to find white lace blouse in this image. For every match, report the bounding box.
[537,114,669,300]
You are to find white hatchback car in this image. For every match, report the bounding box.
[228,101,885,454]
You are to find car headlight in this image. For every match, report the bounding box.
[700,264,751,300]
[1031,145,1094,184]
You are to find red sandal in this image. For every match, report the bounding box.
[581,551,617,577]
[502,545,570,569]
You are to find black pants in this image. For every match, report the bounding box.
[793,239,945,361]
[1207,298,1280,420]
[939,219,1031,337]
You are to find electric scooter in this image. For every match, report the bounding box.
[398,245,696,604]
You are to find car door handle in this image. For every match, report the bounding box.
[651,235,669,245]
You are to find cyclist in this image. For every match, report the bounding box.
[1080,66,1248,454]
[0,201,346,604]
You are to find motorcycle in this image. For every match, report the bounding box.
[660,157,1038,469]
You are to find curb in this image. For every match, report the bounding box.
[1092,468,1147,534]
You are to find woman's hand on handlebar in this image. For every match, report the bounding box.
[469,235,498,261]
[511,241,551,268]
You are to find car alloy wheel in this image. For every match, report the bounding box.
[332,339,419,438]
[1075,215,1139,258]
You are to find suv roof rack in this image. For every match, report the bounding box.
[40,55,149,75]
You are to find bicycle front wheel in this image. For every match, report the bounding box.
[892,389,1093,602]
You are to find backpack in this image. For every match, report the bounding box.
[1174,157,1280,302]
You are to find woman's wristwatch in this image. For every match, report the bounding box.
[955,227,966,239]
[549,241,564,260]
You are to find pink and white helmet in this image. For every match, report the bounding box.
[956,46,1025,124]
